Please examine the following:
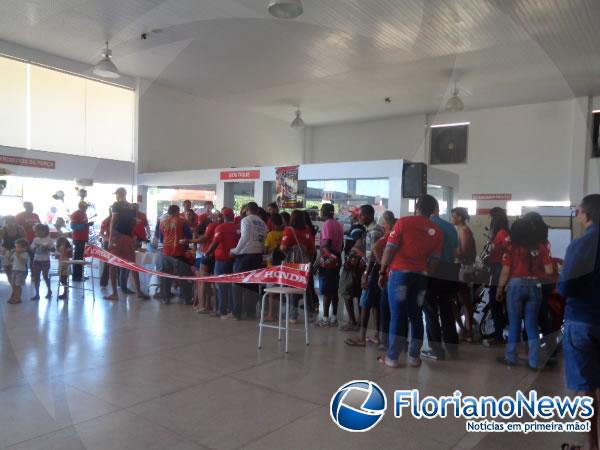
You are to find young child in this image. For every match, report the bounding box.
[263,213,285,321]
[30,224,54,300]
[8,238,30,304]
[55,236,73,300]
[339,227,366,331]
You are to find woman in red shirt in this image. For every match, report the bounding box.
[496,218,553,370]
[484,207,510,346]
[280,210,315,323]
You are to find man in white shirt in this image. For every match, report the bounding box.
[229,202,266,320]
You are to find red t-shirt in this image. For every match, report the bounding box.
[100,217,111,238]
[281,226,315,256]
[70,209,89,241]
[202,222,218,253]
[488,229,510,265]
[160,216,188,257]
[387,216,442,273]
[15,211,41,242]
[501,242,552,279]
[133,212,149,241]
[212,222,241,261]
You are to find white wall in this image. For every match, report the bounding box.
[429,100,575,201]
[138,82,303,173]
[309,114,426,164]
[309,98,594,203]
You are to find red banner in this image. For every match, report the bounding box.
[0,154,55,169]
[84,245,309,289]
[220,170,260,180]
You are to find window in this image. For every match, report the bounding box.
[305,179,389,224]
[0,55,134,161]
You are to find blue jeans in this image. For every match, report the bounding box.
[214,260,234,315]
[387,271,427,360]
[563,320,600,391]
[505,278,542,368]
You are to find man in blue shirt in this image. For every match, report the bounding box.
[422,205,460,360]
[558,194,600,450]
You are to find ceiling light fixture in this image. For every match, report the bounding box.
[268,0,303,19]
[445,86,464,112]
[93,41,120,79]
[290,109,305,128]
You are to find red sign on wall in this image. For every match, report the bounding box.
[0,154,55,169]
[220,170,260,180]
[472,193,512,201]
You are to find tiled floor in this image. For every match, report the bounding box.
[0,279,584,449]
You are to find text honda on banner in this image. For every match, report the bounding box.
[84,245,309,289]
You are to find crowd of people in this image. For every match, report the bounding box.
[1,188,599,449]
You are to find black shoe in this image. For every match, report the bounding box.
[496,356,518,366]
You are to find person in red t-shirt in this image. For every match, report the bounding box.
[160,205,192,258]
[496,218,553,369]
[15,202,41,243]
[70,202,93,281]
[195,201,214,231]
[484,207,511,346]
[280,210,315,322]
[377,195,442,368]
[205,208,240,316]
[133,207,150,245]
[158,204,193,305]
[191,211,222,313]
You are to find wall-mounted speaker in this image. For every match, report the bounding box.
[402,162,427,198]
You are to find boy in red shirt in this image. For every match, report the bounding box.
[205,207,240,316]
[377,195,442,368]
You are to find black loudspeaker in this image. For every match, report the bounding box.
[593,113,600,158]
[430,124,469,164]
[402,162,427,198]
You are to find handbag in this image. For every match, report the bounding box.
[319,249,341,270]
[284,227,310,264]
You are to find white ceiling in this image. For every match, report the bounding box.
[1,0,599,124]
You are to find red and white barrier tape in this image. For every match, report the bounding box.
[84,245,309,289]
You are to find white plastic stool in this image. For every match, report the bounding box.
[258,286,309,353]
[56,260,96,301]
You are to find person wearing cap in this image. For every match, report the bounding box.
[106,187,149,301]
[70,201,93,281]
[205,207,240,316]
